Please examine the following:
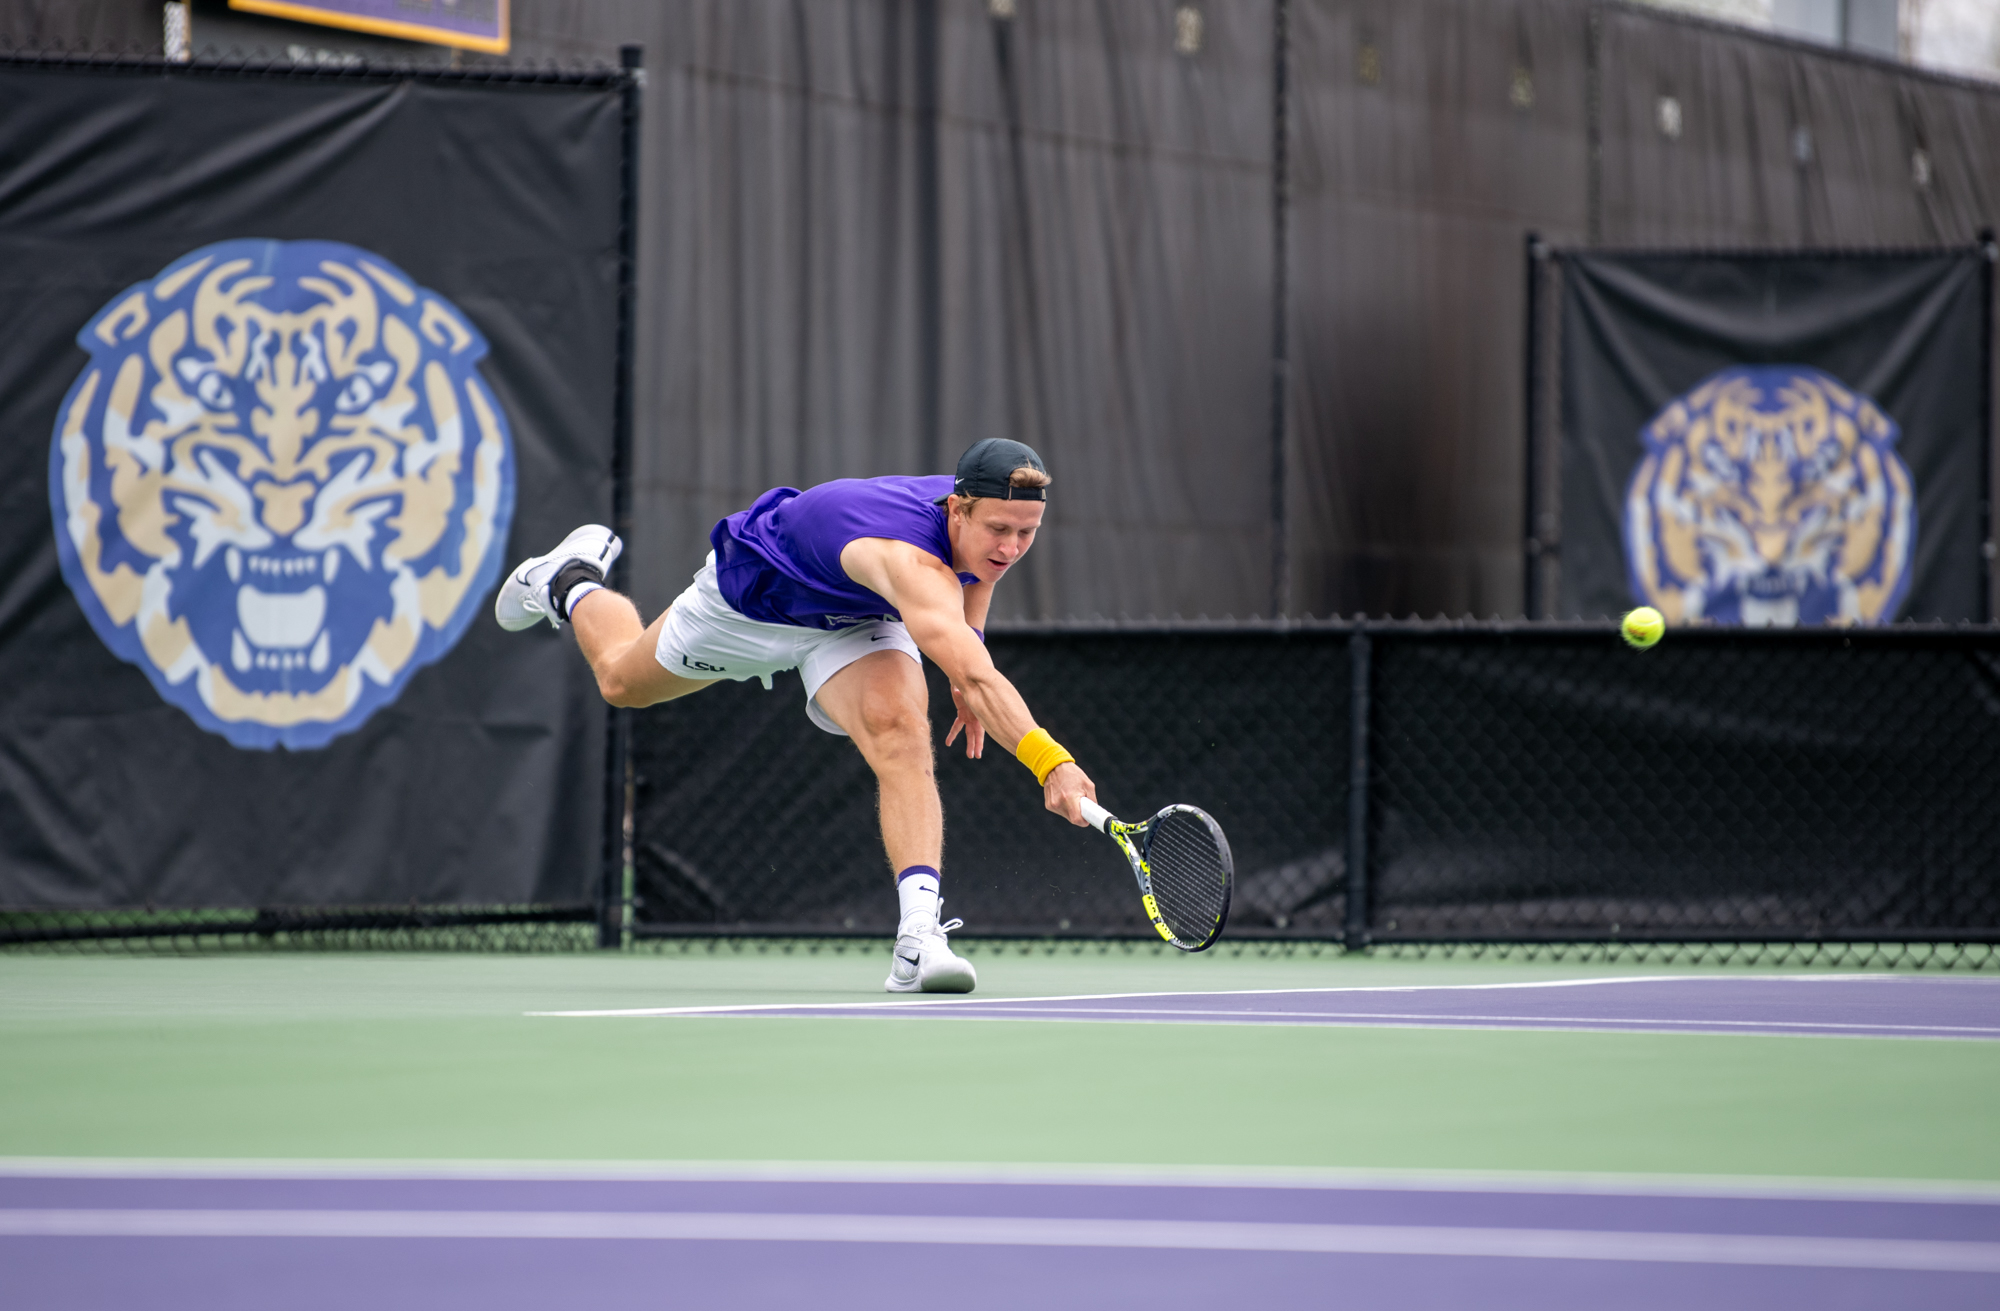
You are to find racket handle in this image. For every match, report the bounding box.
[1078,797,1112,832]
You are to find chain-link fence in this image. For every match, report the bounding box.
[631,622,2000,957]
[17,622,1997,957]
[0,905,596,953]
[630,627,1349,938]
[1370,627,2000,943]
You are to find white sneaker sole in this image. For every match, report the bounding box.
[494,525,622,631]
[919,956,977,993]
[883,950,977,994]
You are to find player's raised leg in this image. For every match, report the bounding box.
[570,594,715,709]
[494,524,713,709]
[814,649,976,994]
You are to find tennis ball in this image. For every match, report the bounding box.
[1621,606,1665,649]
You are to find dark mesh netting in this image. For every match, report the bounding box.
[630,623,2000,952]
[1368,628,2000,942]
[0,905,596,953]
[630,629,1349,938]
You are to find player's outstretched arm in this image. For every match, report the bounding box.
[843,539,1096,824]
[912,609,1096,826]
[945,579,995,758]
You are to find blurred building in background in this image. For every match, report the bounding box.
[1639,0,2000,81]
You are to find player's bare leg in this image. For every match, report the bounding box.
[816,649,974,993]
[569,591,715,709]
[813,649,941,870]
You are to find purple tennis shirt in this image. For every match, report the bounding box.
[711,474,980,629]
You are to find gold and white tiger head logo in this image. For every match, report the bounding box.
[50,240,516,748]
[1623,366,1914,627]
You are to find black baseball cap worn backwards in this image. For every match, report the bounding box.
[939,438,1048,502]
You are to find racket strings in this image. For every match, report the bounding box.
[1142,810,1229,943]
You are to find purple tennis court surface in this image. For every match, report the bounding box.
[3,1166,1996,1309]
[543,974,2000,1040]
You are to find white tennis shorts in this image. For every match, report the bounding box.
[654,552,921,735]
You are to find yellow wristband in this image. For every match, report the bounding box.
[1015,727,1076,787]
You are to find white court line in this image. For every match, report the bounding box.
[2,1208,1997,1273]
[714,1004,2000,1037]
[530,973,1993,1019]
[643,1012,1999,1043]
[7,1158,1999,1204]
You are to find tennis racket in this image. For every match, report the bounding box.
[1078,798,1234,952]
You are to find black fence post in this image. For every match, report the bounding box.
[1269,0,1291,619]
[917,2,942,475]
[1981,227,1995,622]
[598,44,644,950]
[1585,2,1602,245]
[1344,627,1372,951]
[1523,232,1547,619]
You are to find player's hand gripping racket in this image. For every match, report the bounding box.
[1078,798,1234,952]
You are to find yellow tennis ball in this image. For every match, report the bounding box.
[1621,606,1665,649]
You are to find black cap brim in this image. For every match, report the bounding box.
[938,438,1048,503]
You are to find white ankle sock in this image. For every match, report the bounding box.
[897,867,940,928]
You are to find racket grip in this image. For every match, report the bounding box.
[1078,797,1112,832]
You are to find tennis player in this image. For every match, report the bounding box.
[494,438,1097,994]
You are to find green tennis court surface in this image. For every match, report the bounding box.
[5,947,1995,1180]
[7,947,1997,1307]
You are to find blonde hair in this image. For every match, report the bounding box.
[950,466,1051,517]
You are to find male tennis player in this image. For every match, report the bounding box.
[494,438,1096,994]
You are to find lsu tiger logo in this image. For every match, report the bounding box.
[1623,365,1914,627]
[49,240,516,749]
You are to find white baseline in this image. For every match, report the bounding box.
[2,1209,1997,1273]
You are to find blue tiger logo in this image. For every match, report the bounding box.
[1623,365,1915,627]
[49,240,516,749]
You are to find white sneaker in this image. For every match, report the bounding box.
[494,525,623,631]
[884,911,977,994]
